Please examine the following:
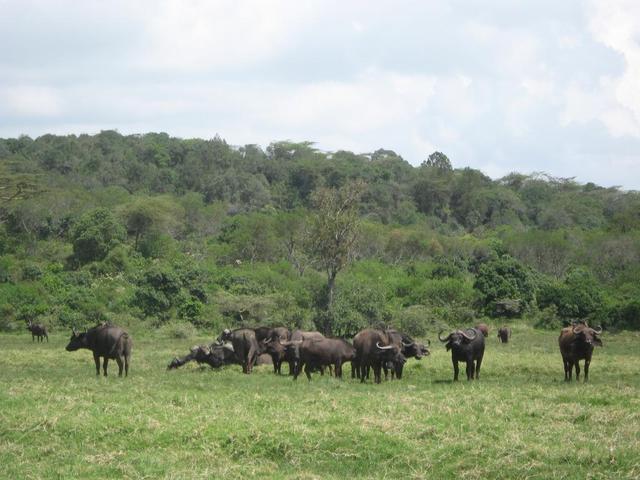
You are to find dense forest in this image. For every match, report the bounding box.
[1,131,639,336]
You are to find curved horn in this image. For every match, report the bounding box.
[376,342,394,350]
[572,325,583,334]
[401,341,414,348]
[592,326,603,334]
[438,330,451,342]
[460,329,477,340]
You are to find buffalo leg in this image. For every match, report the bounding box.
[335,361,342,379]
[305,364,312,381]
[584,359,590,382]
[103,357,109,376]
[475,357,482,380]
[124,354,130,377]
[93,352,101,376]
[373,363,382,384]
[466,359,474,381]
[574,361,581,381]
[453,359,459,381]
[115,356,124,377]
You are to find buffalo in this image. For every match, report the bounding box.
[65,323,132,377]
[382,329,430,380]
[476,323,489,338]
[261,327,291,374]
[292,337,356,381]
[217,328,261,374]
[497,326,511,343]
[439,328,485,381]
[167,343,237,370]
[353,329,405,383]
[27,320,48,342]
[559,323,603,382]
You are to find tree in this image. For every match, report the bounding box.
[306,180,366,334]
[70,208,126,265]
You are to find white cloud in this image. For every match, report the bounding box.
[2,86,64,117]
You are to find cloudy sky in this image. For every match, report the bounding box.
[1,1,639,189]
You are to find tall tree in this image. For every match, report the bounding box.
[306,180,366,334]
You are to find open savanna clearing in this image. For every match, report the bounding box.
[1,326,639,479]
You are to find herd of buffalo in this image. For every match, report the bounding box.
[23,318,604,383]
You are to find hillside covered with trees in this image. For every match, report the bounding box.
[1,131,639,336]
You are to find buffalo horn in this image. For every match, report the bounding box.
[460,329,477,340]
[401,341,414,348]
[376,342,394,350]
[438,331,451,342]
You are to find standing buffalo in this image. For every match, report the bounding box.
[382,330,430,380]
[497,327,511,343]
[559,323,603,382]
[261,327,291,374]
[217,328,261,374]
[439,328,485,381]
[353,329,405,383]
[65,323,132,377]
[27,320,48,342]
[476,323,489,338]
[293,337,355,381]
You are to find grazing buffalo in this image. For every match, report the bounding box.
[218,328,261,374]
[167,343,237,370]
[559,323,603,382]
[439,328,485,381]
[65,323,132,377]
[293,337,356,381]
[497,326,511,343]
[353,329,404,383]
[476,323,489,338]
[27,320,48,342]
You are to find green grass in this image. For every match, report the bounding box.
[1,326,639,479]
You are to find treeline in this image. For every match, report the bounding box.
[0,131,639,335]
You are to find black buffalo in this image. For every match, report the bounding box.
[65,323,132,377]
[497,326,511,343]
[353,328,405,383]
[217,328,261,374]
[167,343,237,370]
[27,320,48,342]
[559,323,603,382]
[383,330,430,380]
[292,337,356,381]
[438,328,485,381]
[261,327,291,374]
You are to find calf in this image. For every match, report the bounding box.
[497,326,511,343]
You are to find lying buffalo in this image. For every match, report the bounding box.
[167,343,237,369]
[559,322,603,382]
[66,323,132,377]
[353,328,404,383]
[291,337,355,381]
[217,328,261,374]
[439,327,484,381]
[27,320,48,342]
[497,326,511,343]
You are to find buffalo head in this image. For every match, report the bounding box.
[65,329,87,351]
[438,329,477,351]
[572,325,603,347]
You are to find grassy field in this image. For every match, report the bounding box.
[1,325,639,479]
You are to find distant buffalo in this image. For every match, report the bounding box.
[475,323,489,338]
[66,323,132,377]
[27,320,48,342]
[439,327,485,381]
[559,322,602,382]
[497,327,511,343]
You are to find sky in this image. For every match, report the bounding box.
[1,0,639,190]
